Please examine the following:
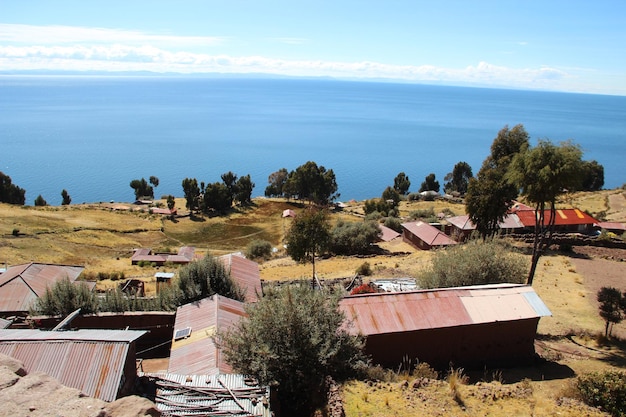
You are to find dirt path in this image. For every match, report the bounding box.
[607,192,626,222]
[571,254,626,339]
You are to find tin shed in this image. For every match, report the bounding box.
[339,284,551,369]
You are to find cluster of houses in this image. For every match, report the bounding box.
[0,202,622,415]
[395,203,622,250]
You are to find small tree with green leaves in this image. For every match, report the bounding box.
[218,285,368,417]
[419,173,440,193]
[597,287,626,338]
[245,239,273,261]
[130,178,154,200]
[285,207,331,280]
[393,172,411,195]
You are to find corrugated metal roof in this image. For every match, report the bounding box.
[447,214,523,231]
[597,221,626,231]
[168,295,247,375]
[0,329,145,402]
[148,372,271,417]
[220,253,262,302]
[0,263,85,313]
[516,208,598,227]
[378,225,401,242]
[339,284,551,336]
[401,221,457,247]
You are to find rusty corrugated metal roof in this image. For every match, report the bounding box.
[168,295,247,375]
[339,284,551,336]
[401,221,457,247]
[0,329,145,402]
[378,225,401,242]
[0,263,85,314]
[220,253,262,302]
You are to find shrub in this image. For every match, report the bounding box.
[577,371,626,417]
[219,285,368,416]
[30,277,99,316]
[383,217,403,233]
[245,239,273,260]
[409,207,435,220]
[419,238,527,289]
[177,253,244,303]
[407,193,421,201]
[34,194,47,207]
[355,262,373,277]
[12,228,19,236]
[329,220,381,255]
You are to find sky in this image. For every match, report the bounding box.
[1,0,625,95]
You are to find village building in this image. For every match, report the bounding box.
[377,224,401,242]
[339,284,551,369]
[219,253,263,303]
[514,208,598,234]
[0,263,92,318]
[0,328,145,402]
[401,221,457,250]
[595,221,626,236]
[150,294,271,416]
[445,214,524,241]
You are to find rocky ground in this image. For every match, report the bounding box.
[0,354,160,417]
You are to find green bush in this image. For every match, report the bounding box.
[219,285,368,416]
[409,207,436,220]
[419,238,527,289]
[177,253,244,303]
[577,371,626,417]
[30,277,99,316]
[329,220,381,255]
[12,228,19,237]
[245,239,273,260]
[383,217,403,233]
[355,262,372,277]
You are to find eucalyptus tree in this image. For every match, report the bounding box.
[508,139,584,284]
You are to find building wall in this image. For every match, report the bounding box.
[364,319,539,369]
[402,230,431,250]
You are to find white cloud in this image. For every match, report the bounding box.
[0,24,619,94]
[0,23,225,48]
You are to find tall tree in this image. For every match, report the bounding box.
[465,124,529,238]
[221,171,238,198]
[130,178,154,200]
[597,287,626,338]
[149,175,159,189]
[0,171,26,205]
[581,160,604,191]
[508,139,584,284]
[393,172,411,195]
[181,177,201,213]
[203,182,233,213]
[444,161,473,195]
[264,168,289,198]
[61,189,71,205]
[166,195,175,211]
[285,207,331,281]
[283,161,339,205]
[419,173,440,193]
[234,174,254,205]
[219,285,367,417]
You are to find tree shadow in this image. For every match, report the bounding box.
[466,359,576,384]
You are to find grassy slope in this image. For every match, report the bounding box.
[1,190,625,416]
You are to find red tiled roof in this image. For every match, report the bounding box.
[401,221,457,247]
[168,295,247,375]
[339,284,551,336]
[515,208,598,227]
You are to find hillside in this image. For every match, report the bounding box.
[0,188,625,416]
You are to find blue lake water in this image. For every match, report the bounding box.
[0,76,624,205]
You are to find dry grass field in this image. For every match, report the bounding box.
[1,189,625,416]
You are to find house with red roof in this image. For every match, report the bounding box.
[401,221,457,250]
[131,246,196,266]
[515,208,598,234]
